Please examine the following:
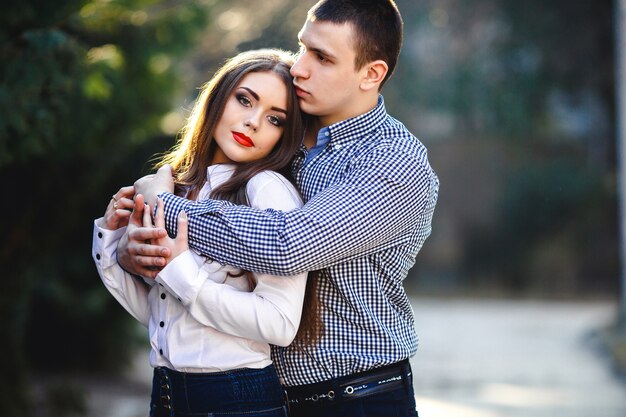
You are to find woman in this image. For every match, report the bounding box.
[92,49,318,417]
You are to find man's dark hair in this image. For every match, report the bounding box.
[308,0,403,87]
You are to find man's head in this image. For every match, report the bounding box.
[291,0,403,126]
[308,0,403,87]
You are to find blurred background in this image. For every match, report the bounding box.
[1,0,625,416]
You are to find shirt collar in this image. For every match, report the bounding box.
[325,95,387,146]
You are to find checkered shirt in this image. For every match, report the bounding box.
[160,96,439,386]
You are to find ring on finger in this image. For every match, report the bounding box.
[111,194,118,202]
[113,201,119,209]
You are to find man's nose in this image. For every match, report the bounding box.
[290,54,309,79]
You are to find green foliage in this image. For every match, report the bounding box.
[0,1,208,415]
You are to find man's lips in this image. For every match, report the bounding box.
[294,85,309,98]
[232,131,254,147]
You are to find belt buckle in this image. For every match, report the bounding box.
[308,389,335,403]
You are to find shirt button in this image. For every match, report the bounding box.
[98,232,103,238]
[161,293,166,300]
[160,321,164,327]
[324,131,329,136]
[159,349,163,355]
[96,254,101,260]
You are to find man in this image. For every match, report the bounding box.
[121,1,438,416]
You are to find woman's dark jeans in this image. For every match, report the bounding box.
[149,365,287,417]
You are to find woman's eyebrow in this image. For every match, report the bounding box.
[241,86,259,100]
[241,86,287,114]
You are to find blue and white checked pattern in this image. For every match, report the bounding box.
[161,96,439,386]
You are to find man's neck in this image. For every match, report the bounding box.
[304,118,323,149]
[304,94,380,149]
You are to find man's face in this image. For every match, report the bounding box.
[291,19,366,127]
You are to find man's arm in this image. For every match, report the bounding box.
[160,143,439,276]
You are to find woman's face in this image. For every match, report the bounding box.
[212,71,289,165]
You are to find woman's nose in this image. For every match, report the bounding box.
[244,119,257,132]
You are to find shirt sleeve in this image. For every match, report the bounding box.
[156,172,308,346]
[160,143,438,276]
[92,220,151,327]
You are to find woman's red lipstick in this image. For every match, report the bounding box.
[232,131,254,147]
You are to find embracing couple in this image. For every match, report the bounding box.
[92,1,439,416]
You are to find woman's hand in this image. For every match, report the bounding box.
[142,197,189,265]
[103,186,135,230]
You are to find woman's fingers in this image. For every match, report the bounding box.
[177,211,188,245]
[142,202,152,229]
[154,198,166,229]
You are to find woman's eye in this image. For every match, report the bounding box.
[268,115,284,127]
[237,94,251,106]
[317,54,327,62]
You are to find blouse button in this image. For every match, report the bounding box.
[160,321,165,327]
[98,232,103,238]
[96,254,101,260]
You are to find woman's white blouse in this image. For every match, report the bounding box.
[92,165,307,372]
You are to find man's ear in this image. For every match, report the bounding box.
[360,60,388,91]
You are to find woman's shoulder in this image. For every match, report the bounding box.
[246,170,303,210]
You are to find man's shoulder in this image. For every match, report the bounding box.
[373,114,428,155]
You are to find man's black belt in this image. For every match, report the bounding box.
[285,359,412,407]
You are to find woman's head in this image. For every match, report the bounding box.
[160,49,303,200]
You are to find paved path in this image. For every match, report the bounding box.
[410,297,626,417]
[85,297,626,417]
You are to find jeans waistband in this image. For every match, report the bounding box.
[285,359,412,407]
[152,365,285,415]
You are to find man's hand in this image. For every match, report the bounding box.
[134,164,175,208]
[117,194,171,279]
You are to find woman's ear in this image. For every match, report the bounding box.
[360,60,388,91]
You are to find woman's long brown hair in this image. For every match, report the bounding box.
[157,49,322,345]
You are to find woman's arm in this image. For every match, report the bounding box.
[154,172,308,346]
[156,252,307,347]
[92,187,151,326]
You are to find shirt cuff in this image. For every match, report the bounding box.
[156,250,207,305]
[92,219,126,268]
[160,192,225,237]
